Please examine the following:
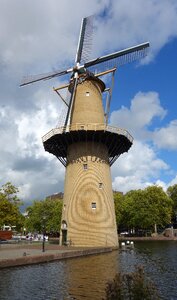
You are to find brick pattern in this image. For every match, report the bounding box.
[60,78,118,247]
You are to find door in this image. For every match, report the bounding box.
[62,229,67,245]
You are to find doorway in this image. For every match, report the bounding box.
[61,220,68,245]
[62,229,67,245]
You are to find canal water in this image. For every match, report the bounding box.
[0,241,177,300]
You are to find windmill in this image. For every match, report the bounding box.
[21,15,149,247]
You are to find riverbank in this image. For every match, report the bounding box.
[1,236,176,269]
[0,243,115,269]
[119,235,177,241]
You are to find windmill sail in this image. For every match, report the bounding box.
[20,16,94,87]
[64,16,94,127]
[20,41,149,87]
[75,15,94,64]
[85,42,149,74]
[20,67,72,87]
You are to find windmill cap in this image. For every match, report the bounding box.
[84,74,105,92]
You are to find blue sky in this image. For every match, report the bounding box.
[110,35,177,192]
[114,39,177,116]
[0,0,177,202]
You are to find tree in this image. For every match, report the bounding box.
[167,184,177,204]
[123,189,148,231]
[167,184,177,222]
[0,189,24,231]
[114,192,125,226]
[0,182,21,206]
[0,182,24,230]
[144,186,173,231]
[25,198,63,234]
[117,186,173,234]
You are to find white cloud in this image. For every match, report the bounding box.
[110,91,166,139]
[110,90,177,193]
[110,90,177,194]
[16,88,60,156]
[0,0,107,72]
[111,91,177,152]
[153,176,177,193]
[112,140,169,193]
[1,0,177,74]
[0,87,65,201]
[5,160,65,201]
[153,120,177,150]
[94,0,177,60]
[155,180,168,191]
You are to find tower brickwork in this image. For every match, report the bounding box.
[61,78,118,247]
[62,141,118,247]
[43,76,133,247]
[70,77,105,124]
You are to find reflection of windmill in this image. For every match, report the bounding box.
[21,16,149,247]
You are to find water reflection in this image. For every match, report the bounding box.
[117,241,177,300]
[0,251,118,300]
[0,262,68,300]
[66,251,119,299]
[134,241,177,299]
[0,242,177,299]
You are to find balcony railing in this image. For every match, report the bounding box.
[42,123,133,143]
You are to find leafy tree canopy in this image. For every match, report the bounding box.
[114,186,173,232]
[114,191,124,226]
[144,186,173,228]
[167,184,177,210]
[0,182,22,206]
[0,182,24,231]
[167,184,177,222]
[25,198,63,234]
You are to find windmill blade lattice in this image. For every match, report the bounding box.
[85,42,149,74]
[75,15,94,64]
[20,67,72,87]
[64,75,79,127]
[64,16,94,127]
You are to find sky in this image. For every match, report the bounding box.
[0,0,177,205]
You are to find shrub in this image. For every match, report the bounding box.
[105,266,161,300]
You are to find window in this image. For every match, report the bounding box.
[99,183,103,189]
[83,163,88,170]
[91,202,96,209]
[86,92,90,96]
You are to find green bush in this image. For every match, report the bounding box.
[105,266,161,300]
